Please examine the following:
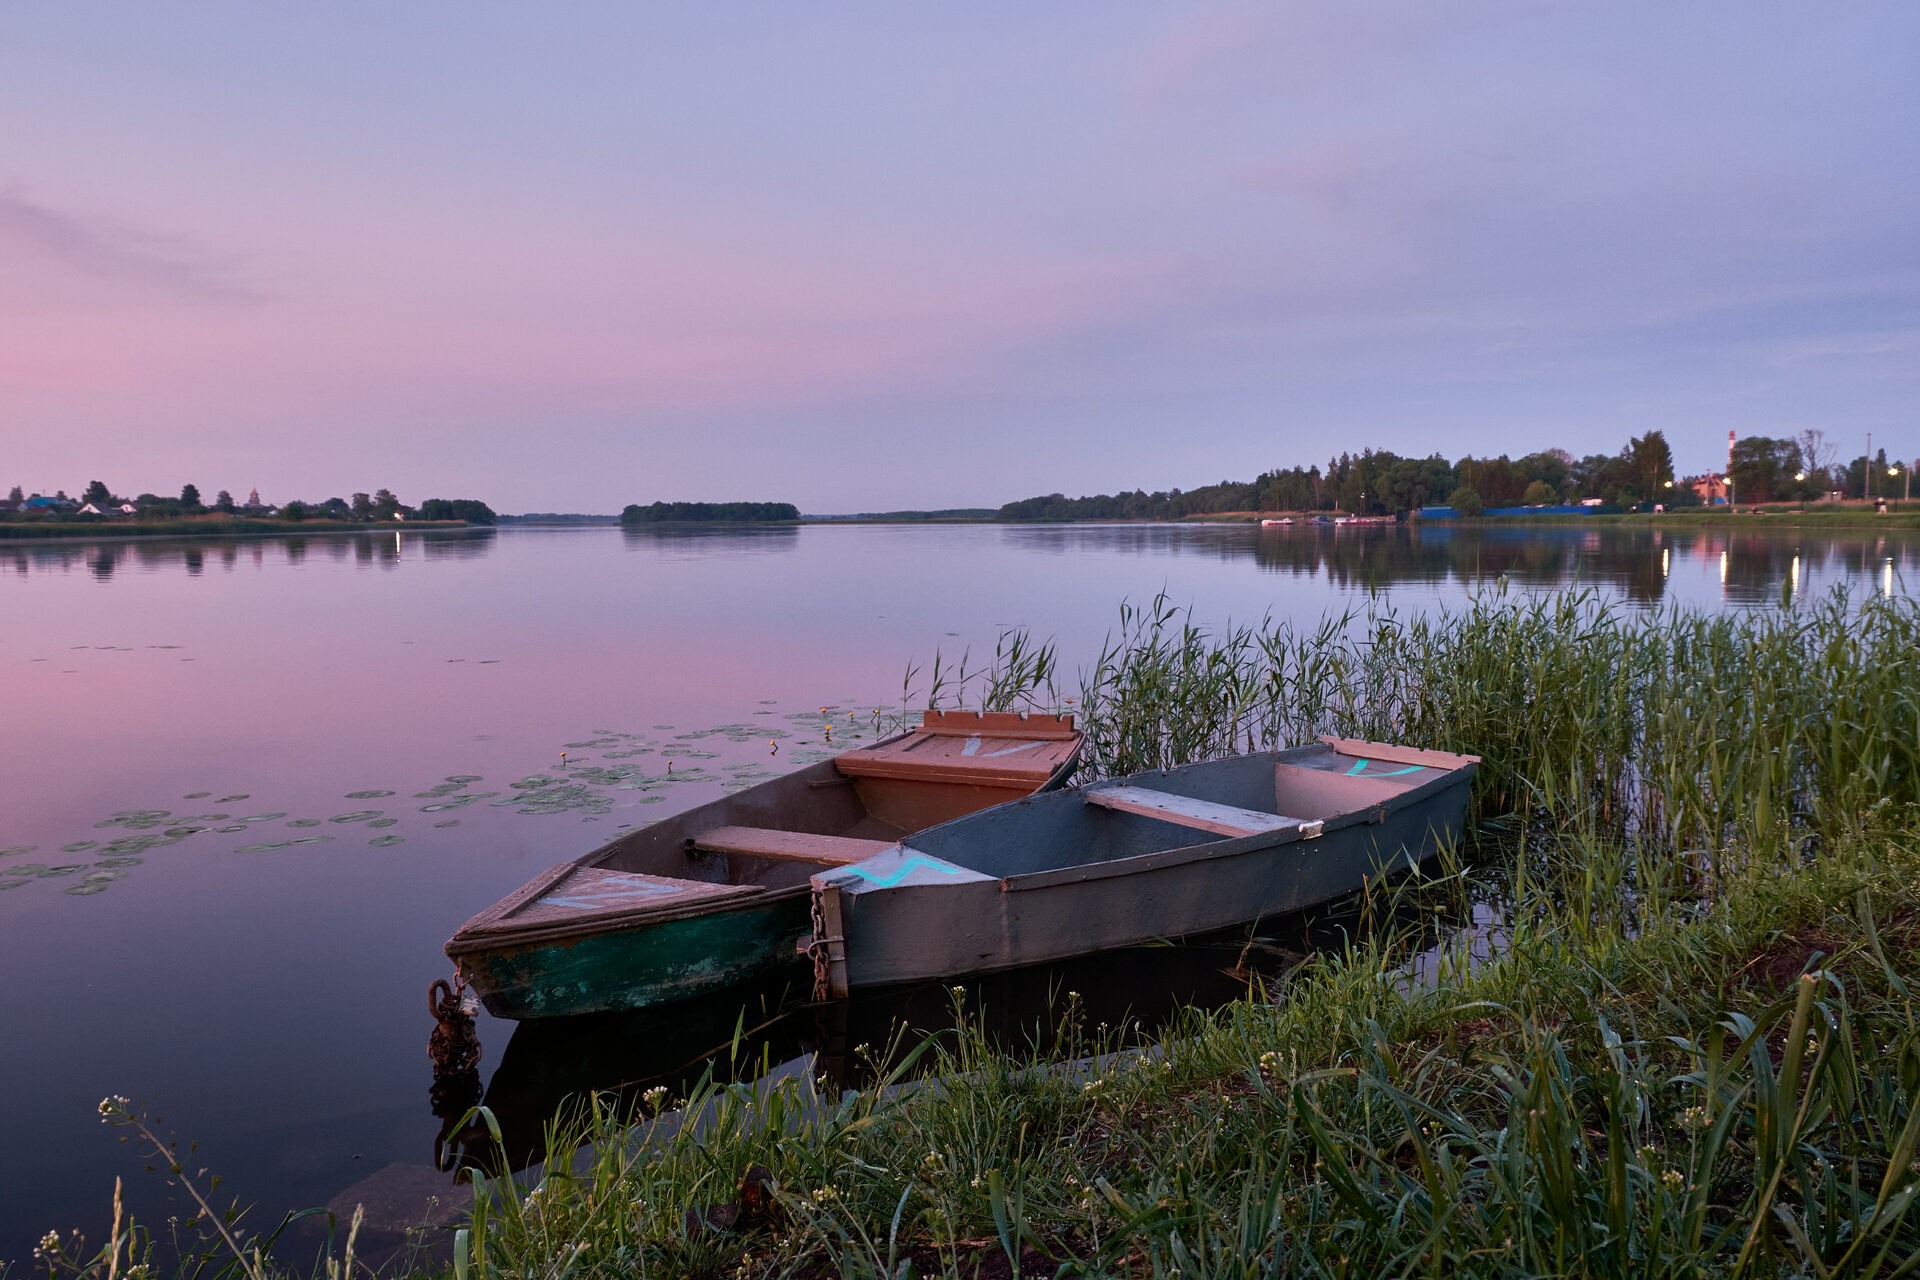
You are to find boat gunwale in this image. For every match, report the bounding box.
[998,749,1473,893]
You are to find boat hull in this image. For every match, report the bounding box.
[457,891,812,1020]
[815,740,1475,992]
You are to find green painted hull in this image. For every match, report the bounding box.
[460,892,813,1020]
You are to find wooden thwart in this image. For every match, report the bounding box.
[1085,786,1304,838]
[691,825,896,866]
[1319,736,1483,768]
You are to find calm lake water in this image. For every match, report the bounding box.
[2,521,1914,1259]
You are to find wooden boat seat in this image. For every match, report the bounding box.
[690,825,896,866]
[1086,786,1307,838]
[833,711,1080,788]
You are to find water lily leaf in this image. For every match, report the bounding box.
[99,834,184,855]
[330,811,383,824]
[182,791,212,800]
[367,818,398,829]
[0,880,28,891]
[369,835,404,848]
[0,845,36,858]
[61,841,100,853]
[38,864,85,878]
[94,857,144,868]
[433,819,461,828]
[217,794,249,802]
[216,825,248,833]
[240,813,286,823]
[65,881,110,896]
[445,774,483,784]
[287,819,323,828]
[345,789,396,800]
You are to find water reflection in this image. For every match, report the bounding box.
[3,525,1914,604]
[620,523,801,558]
[998,522,1918,607]
[0,528,495,579]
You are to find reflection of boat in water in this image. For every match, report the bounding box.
[808,738,1476,995]
[446,712,1082,1020]
[1333,515,1396,526]
[1259,517,1295,527]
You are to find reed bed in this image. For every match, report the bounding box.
[1077,586,1920,856]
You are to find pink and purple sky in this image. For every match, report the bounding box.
[2,4,1915,513]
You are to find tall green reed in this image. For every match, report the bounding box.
[1070,587,1920,860]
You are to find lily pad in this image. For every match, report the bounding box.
[240,813,287,823]
[0,880,27,891]
[329,811,383,824]
[445,774,483,784]
[345,789,395,800]
[65,881,110,896]
[182,791,212,800]
[94,857,145,868]
[216,825,248,833]
[433,819,461,828]
[99,834,184,855]
[37,864,85,878]
[367,818,398,829]
[95,810,172,830]
[217,794,249,803]
[369,835,404,848]
[0,845,36,858]
[164,826,209,838]
[61,841,101,853]
[287,818,323,828]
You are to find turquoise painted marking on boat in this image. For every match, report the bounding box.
[1346,758,1425,777]
[845,853,969,888]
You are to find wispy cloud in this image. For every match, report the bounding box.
[0,188,263,305]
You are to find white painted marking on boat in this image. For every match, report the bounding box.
[983,741,1043,758]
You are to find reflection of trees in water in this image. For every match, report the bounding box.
[0,530,499,578]
[619,523,800,557]
[1000,522,1920,604]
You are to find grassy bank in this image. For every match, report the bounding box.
[26,590,1920,1279]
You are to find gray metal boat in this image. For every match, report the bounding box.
[805,736,1477,996]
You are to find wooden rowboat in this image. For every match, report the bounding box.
[445,711,1081,1019]
[805,737,1477,996]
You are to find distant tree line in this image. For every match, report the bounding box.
[2,480,494,525]
[998,428,1907,520]
[999,433,1682,520]
[620,501,800,523]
